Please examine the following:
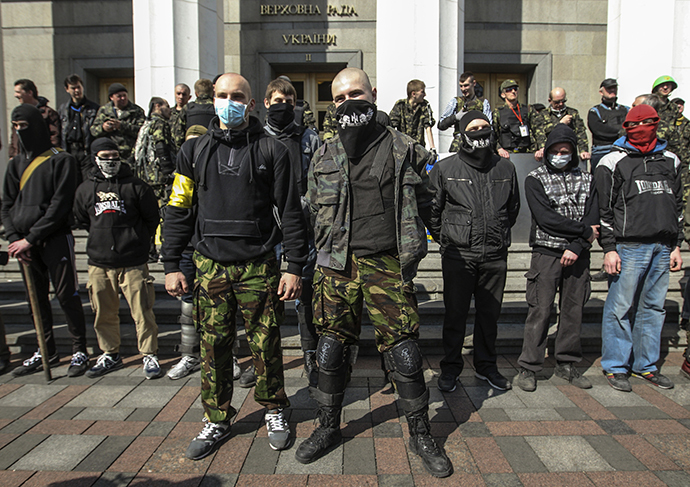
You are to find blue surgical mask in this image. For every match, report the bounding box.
[214,98,248,128]
[547,153,572,169]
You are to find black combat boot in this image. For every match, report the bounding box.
[407,410,453,478]
[294,405,342,464]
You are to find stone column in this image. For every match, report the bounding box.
[606,0,687,106]
[376,0,464,153]
[132,0,223,109]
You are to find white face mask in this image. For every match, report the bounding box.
[547,153,572,169]
[95,156,121,178]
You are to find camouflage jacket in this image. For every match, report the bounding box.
[296,99,317,132]
[90,100,145,161]
[492,102,537,152]
[657,100,689,166]
[531,106,589,154]
[389,98,435,147]
[171,94,213,150]
[169,106,184,147]
[9,97,61,158]
[306,127,435,282]
[322,103,337,140]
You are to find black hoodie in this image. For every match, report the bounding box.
[524,124,599,257]
[1,104,77,245]
[73,163,160,268]
[162,116,308,275]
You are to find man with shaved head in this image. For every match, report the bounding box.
[296,67,453,477]
[162,73,308,460]
[533,87,590,162]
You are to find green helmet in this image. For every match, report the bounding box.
[652,75,677,93]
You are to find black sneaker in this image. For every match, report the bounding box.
[86,353,124,378]
[632,370,674,389]
[605,371,632,392]
[554,363,591,389]
[591,269,609,282]
[186,417,232,460]
[67,352,90,377]
[475,370,512,390]
[437,373,458,392]
[12,350,59,377]
[515,368,537,392]
[239,365,256,388]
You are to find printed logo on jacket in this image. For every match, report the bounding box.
[95,191,127,216]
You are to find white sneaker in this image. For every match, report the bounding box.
[143,354,164,380]
[167,355,200,380]
[233,356,241,380]
[265,408,292,451]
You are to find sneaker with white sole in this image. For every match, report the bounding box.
[167,355,200,380]
[143,354,164,379]
[12,349,60,377]
[86,353,123,378]
[233,356,241,380]
[186,417,232,460]
[68,352,90,377]
[265,408,292,451]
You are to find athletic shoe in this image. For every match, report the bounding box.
[167,355,200,380]
[67,352,90,377]
[475,370,512,390]
[12,350,59,377]
[681,357,690,380]
[86,353,124,378]
[265,408,293,450]
[554,363,591,389]
[239,365,256,388]
[233,356,241,380]
[437,373,458,392]
[605,371,632,392]
[143,354,164,379]
[185,417,232,460]
[515,368,536,392]
[631,370,674,389]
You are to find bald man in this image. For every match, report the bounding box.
[162,73,308,460]
[297,67,453,478]
[533,87,590,162]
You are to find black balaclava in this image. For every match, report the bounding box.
[11,104,51,160]
[335,99,384,159]
[457,110,493,169]
[267,103,296,131]
[91,138,122,178]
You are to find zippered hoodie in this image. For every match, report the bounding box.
[162,116,308,275]
[595,136,683,253]
[73,163,160,268]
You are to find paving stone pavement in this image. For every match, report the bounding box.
[1,352,690,486]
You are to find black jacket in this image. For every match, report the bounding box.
[428,152,520,261]
[73,164,159,268]
[587,101,629,147]
[2,105,77,245]
[162,116,308,275]
[58,97,100,153]
[595,137,683,253]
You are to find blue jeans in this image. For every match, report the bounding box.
[601,243,670,374]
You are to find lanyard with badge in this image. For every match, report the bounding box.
[510,103,529,137]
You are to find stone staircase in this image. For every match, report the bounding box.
[1,230,686,357]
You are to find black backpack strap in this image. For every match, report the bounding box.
[192,133,215,190]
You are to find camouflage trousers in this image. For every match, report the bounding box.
[193,251,289,423]
[314,251,420,353]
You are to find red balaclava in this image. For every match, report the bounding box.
[624,104,659,153]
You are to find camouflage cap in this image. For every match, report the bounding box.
[500,79,519,93]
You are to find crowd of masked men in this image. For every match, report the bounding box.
[0,69,687,478]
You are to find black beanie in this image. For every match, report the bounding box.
[91,137,119,157]
[457,110,490,132]
[108,83,127,97]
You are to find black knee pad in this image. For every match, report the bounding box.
[313,334,348,406]
[385,340,428,413]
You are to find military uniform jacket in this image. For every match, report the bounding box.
[90,101,146,161]
[532,107,589,154]
[492,102,535,151]
[389,99,435,147]
[306,127,435,283]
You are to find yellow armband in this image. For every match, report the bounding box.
[168,173,195,209]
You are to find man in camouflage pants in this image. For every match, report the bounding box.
[295,67,453,478]
[389,79,436,150]
[163,73,307,460]
[90,83,145,165]
[532,87,590,163]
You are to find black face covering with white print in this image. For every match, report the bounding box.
[335,100,383,159]
[460,127,493,165]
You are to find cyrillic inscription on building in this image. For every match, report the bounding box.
[260,4,357,16]
[282,34,337,45]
